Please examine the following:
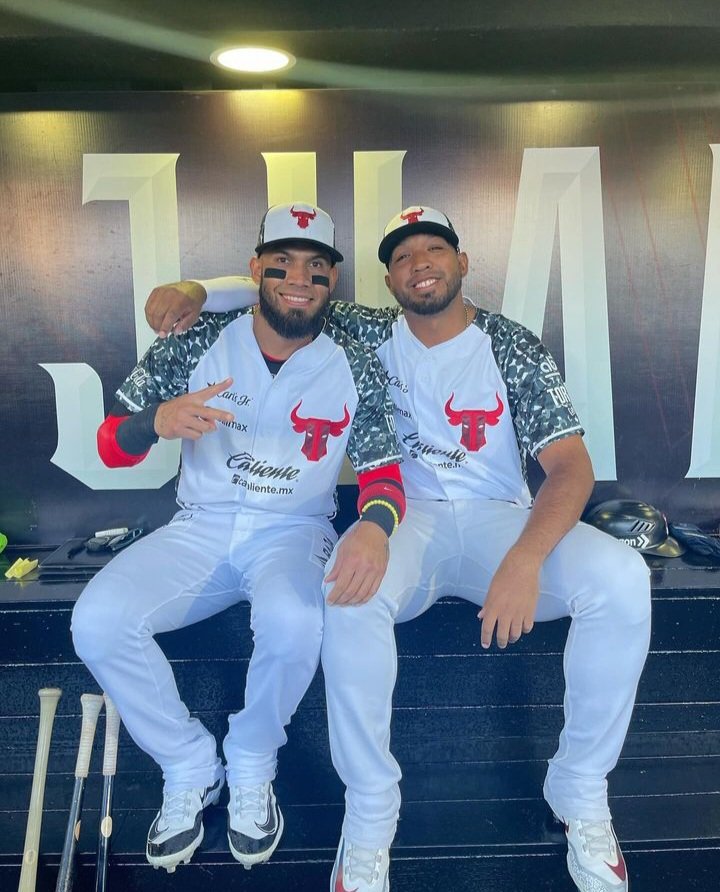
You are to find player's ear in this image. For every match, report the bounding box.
[458,251,469,278]
[327,264,339,293]
[384,273,393,293]
[249,255,262,285]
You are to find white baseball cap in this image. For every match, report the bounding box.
[378,206,459,265]
[256,202,343,264]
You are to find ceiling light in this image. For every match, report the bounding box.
[211,47,295,74]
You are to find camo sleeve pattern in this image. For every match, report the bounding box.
[115,310,247,412]
[474,309,584,460]
[327,300,400,351]
[326,320,402,473]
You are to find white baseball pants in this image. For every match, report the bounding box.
[72,509,335,791]
[322,498,652,848]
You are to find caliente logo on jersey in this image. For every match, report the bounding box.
[290,402,351,461]
[444,392,504,451]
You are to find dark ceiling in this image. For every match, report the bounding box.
[0,1,719,95]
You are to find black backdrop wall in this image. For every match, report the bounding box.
[2,87,719,544]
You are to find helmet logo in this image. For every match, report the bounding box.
[290,401,350,461]
[400,207,424,225]
[628,519,654,534]
[290,205,317,229]
[444,392,504,451]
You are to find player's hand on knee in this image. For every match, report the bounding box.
[325,521,390,606]
[154,378,235,440]
[146,281,207,338]
[478,550,539,649]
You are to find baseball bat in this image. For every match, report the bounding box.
[94,695,121,892]
[55,693,104,892]
[18,687,62,892]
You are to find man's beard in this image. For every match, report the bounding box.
[390,269,463,316]
[258,278,328,339]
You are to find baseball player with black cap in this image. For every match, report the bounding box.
[144,206,651,892]
[72,202,406,875]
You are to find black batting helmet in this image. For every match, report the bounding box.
[584,499,684,557]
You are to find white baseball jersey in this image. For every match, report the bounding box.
[319,302,583,504]
[116,309,400,518]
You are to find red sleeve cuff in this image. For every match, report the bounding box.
[357,463,406,534]
[97,414,150,468]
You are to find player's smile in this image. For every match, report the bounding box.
[278,291,314,308]
[410,275,441,291]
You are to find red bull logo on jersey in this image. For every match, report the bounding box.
[290,401,351,461]
[444,392,504,451]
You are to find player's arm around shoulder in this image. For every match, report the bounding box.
[145,276,259,337]
[325,300,399,351]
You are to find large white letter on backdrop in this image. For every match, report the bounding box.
[353,151,406,308]
[502,147,616,480]
[42,154,183,489]
[687,144,720,478]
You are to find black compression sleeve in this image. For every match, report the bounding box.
[110,402,161,455]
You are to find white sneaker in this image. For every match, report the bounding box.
[227,781,283,868]
[560,815,629,891]
[146,775,224,872]
[330,836,390,891]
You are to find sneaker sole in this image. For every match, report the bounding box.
[147,823,205,873]
[567,847,629,892]
[228,808,284,869]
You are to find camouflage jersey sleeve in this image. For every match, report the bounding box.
[327,301,400,351]
[116,309,247,411]
[325,319,402,473]
[474,308,584,459]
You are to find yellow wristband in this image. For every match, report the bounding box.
[360,498,400,533]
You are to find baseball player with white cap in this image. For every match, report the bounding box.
[144,206,651,892]
[72,202,406,875]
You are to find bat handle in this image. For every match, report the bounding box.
[76,694,104,778]
[18,687,62,892]
[94,696,122,892]
[101,696,121,776]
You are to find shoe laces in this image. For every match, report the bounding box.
[232,782,268,821]
[577,819,616,859]
[346,842,382,884]
[160,789,197,829]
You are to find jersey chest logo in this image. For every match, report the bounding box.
[444,392,504,451]
[290,401,350,461]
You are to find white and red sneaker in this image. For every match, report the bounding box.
[560,815,629,891]
[330,836,390,891]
